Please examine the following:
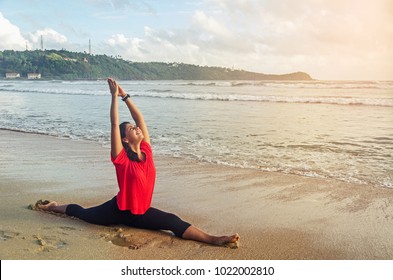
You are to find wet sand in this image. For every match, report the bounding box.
[1,129,393,260]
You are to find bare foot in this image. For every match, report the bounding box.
[213,233,240,248]
[35,200,58,211]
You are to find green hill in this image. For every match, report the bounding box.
[0,49,312,80]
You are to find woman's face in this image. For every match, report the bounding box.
[122,123,144,144]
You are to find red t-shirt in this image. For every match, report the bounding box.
[111,141,156,214]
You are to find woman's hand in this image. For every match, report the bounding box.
[107,78,118,96]
[118,84,127,98]
[108,78,127,98]
[107,78,122,97]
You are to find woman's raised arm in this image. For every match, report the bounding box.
[108,78,123,158]
[118,84,150,144]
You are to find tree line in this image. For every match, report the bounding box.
[0,49,312,80]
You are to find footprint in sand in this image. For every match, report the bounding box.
[33,234,68,252]
[59,226,77,231]
[99,228,239,250]
[100,228,174,250]
[42,226,79,236]
[0,230,20,241]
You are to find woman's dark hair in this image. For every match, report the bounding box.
[119,121,141,162]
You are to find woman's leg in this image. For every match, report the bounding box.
[129,207,240,246]
[182,225,240,246]
[126,207,191,238]
[36,197,119,226]
[38,202,240,247]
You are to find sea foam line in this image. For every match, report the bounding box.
[2,86,392,106]
[134,91,393,107]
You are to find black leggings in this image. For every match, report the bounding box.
[65,196,191,238]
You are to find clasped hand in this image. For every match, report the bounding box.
[108,78,126,98]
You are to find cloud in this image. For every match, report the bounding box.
[198,0,393,79]
[0,12,29,50]
[102,6,257,67]
[26,28,68,50]
[107,33,144,58]
[3,0,391,79]
[0,12,70,51]
[124,0,392,80]
[106,29,189,62]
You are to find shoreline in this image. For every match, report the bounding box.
[1,127,389,190]
[1,129,393,260]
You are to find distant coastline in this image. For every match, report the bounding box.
[0,49,312,81]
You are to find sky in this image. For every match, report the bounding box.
[0,0,392,80]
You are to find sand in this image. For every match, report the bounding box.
[1,129,393,260]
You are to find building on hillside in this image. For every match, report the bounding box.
[64,57,77,62]
[5,72,20,79]
[27,73,42,79]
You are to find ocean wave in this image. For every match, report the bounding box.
[2,127,391,189]
[0,81,393,107]
[258,80,393,90]
[158,148,392,189]
[0,127,55,137]
[136,91,393,107]
[136,80,393,89]
[2,84,392,106]
[0,87,107,96]
[0,127,79,141]
[0,127,110,144]
[185,82,218,86]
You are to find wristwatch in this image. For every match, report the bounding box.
[122,94,130,101]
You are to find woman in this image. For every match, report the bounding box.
[37,78,239,247]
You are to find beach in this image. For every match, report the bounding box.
[1,129,393,260]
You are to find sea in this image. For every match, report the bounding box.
[1,79,392,189]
